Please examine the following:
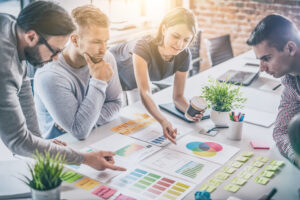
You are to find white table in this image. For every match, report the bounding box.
[2,50,299,199]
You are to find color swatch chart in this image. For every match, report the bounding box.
[111,113,156,135]
[111,168,194,200]
[129,124,192,147]
[175,161,203,179]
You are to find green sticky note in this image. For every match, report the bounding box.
[61,171,83,183]
[270,160,285,167]
[255,155,269,163]
[231,177,247,186]
[254,176,270,185]
[241,151,254,157]
[222,166,237,174]
[260,170,275,178]
[199,184,216,193]
[235,156,249,162]
[231,161,243,168]
[224,184,240,193]
[215,172,230,180]
[251,160,264,168]
[265,164,280,171]
[237,171,252,180]
[208,178,223,187]
[245,166,259,174]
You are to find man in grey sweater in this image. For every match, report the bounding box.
[0,1,125,171]
[34,5,122,140]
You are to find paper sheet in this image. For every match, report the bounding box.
[168,135,239,165]
[142,149,220,184]
[110,166,195,200]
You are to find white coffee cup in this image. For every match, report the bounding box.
[185,96,207,121]
[227,120,243,140]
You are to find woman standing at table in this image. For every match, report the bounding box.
[110,7,203,144]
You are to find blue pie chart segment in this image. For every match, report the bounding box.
[186,142,210,152]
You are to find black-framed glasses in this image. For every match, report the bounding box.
[37,32,63,59]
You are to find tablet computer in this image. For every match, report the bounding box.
[159,103,210,123]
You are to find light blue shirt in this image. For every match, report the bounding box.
[34,51,122,139]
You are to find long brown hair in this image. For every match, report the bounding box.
[154,7,197,45]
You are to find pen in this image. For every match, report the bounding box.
[272,84,281,91]
[265,188,277,200]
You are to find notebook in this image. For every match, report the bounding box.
[218,69,259,86]
[159,103,210,123]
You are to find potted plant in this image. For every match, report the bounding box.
[201,78,247,126]
[22,151,66,200]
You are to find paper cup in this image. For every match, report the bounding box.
[185,96,207,121]
[227,120,243,140]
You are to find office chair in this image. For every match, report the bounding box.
[205,34,234,67]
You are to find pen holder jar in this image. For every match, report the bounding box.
[227,120,243,140]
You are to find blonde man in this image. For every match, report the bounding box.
[34,5,122,141]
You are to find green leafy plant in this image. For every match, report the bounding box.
[201,78,247,112]
[22,151,66,191]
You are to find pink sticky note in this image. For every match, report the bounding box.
[92,185,117,199]
[114,193,136,200]
[250,140,270,149]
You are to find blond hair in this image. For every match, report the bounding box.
[71,5,109,28]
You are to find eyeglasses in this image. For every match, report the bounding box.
[38,32,63,59]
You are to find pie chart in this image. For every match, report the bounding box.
[186,141,223,157]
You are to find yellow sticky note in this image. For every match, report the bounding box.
[75,177,100,190]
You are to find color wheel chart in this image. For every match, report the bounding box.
[168,135,240,165]
[111,167,194,200]
[186,141,223,157]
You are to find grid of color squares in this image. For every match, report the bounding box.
[111,113,156,135]
[61,170,136,200]
[199,152,285,194]
[176,161,204,179]
[112,168,192,200]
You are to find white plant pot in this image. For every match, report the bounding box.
[31,184,61,200]
[210,109,229,127]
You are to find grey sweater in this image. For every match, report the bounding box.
[0,14,84,165]
[34,51,122,140]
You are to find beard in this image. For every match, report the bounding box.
[24,45,47,68]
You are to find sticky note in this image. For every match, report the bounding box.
[245,166,259,174]
[114,193,136,200]
[61,171,83,183]
[260,170,275,178]
[235,156,249,163]
[255,155,269,163]
[237,171,252,180]
[75,177,100,190]
[224,184,240,193]
[93,185,117,199]
[215,172,230,180]
[254,176,270,185]
[208,178,223,187]
[199,184,216,193]
[231,177,247,186]
[265,164,280,171]
[270,160,285,167]
[250,141,270,149]
[251,160,264,168]
[222,166,237,174]
[241,151,254,157]
[230,161,243,168]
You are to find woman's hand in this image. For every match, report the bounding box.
[190,110,205,122]
[161,120,177,144]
